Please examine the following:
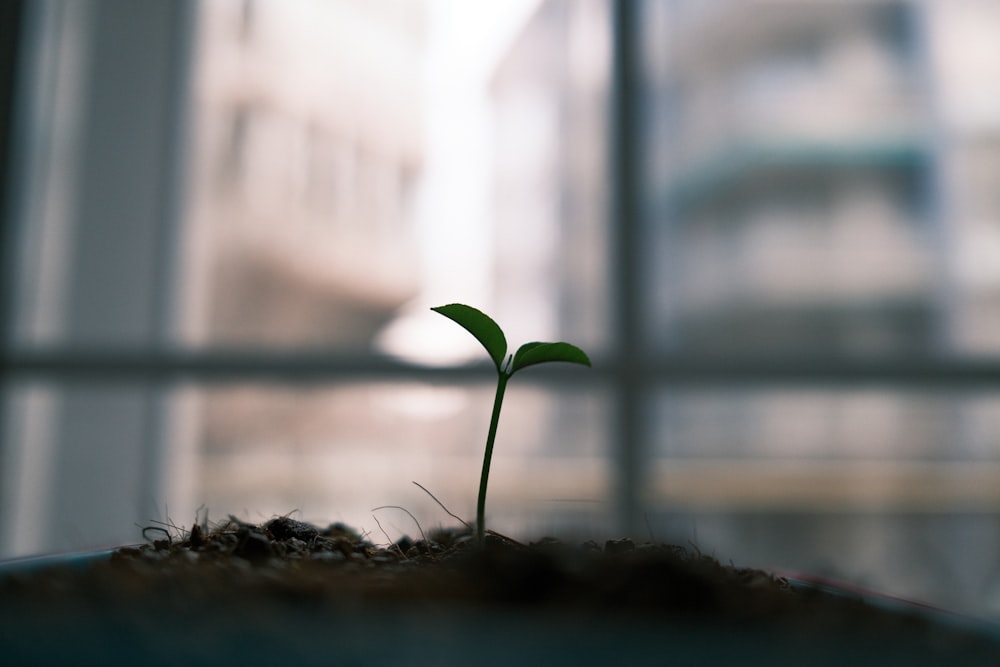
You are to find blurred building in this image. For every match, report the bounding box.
[637,0,1000,469]
[488,0,611,490]
[639,9,1000,620]
[490,0,610,353]
[923,1,1000,354]
[645,1,938,355]
[642,1,1000,357]
[182,0,424,349]
[179,0,427,511]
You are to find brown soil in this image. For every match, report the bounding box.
[113,516,804,616]
[2,516,998,665]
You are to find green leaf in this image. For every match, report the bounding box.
[511,341,592,374]
[431,304,507,371]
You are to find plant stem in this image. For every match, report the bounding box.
[477,372,509,545]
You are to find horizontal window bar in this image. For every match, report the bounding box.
[3,347,1000,387]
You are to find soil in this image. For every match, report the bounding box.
[2,516,999,665]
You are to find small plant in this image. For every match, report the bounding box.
[431,303,591,545]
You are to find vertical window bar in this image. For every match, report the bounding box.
[0,0,26,352]
[0,0,27,514]
[611,0,645,537]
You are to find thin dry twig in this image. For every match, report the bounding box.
[371,504,428,543]
[644,512,655,543]
[141,525,172,544]
[412,480,472,531]
[371,514,408,559]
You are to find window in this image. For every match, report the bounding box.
[635,0,1000,618]
[3,0,1000,621]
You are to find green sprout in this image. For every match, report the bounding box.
[431,303,591,545]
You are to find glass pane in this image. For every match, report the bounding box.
[176,0,611,356]
[179,1,426,350]
[639,1,1000,357]
[5,0,610,356]
[173,0,612,532]
[0,380,182,555]
[194,380,611,539]
[5,1,191,349]
[648,387,1000,618]
[651,388,1000,461]
[2,0,610,554]
[636,0,1000,620]
[488,0,611,354]
[0,377,609,557]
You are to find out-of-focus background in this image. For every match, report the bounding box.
[3,0,1000,619]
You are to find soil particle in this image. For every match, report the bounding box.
[264,516,319,542]
[233,529,273,563]
[603,537,635,555]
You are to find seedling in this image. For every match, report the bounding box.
[431,303,591,545]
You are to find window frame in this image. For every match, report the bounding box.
[3,0,1000,557]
